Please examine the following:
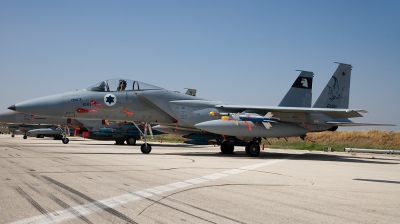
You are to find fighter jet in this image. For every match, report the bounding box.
[0,88,197,143]
[8,63,394,156]
[0,110,81,139]
[0,110,160,145]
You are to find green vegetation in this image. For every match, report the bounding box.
[148,130,400,151]
[0,127,9,134]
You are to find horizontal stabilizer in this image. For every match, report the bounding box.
[326,122,396,126]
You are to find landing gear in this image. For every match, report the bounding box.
[126,137,136,145]
[60,126,70,144]
[115,140,125,145]
[36,134,44,138]
[246,141,260,157]
[11,133,15,138]
[23,135,27,139]
[140,144,152,154]
[62,138,69,144]
[220,141,234,154]
[133,122,153,154]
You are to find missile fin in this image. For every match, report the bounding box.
[264,112,273,118]
[262,122,272,129]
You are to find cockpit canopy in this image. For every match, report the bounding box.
[86,79,163,92]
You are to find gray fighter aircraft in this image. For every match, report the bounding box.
[0,110,161,145]
[0,110,82,139]
[8,63,394,156]
[0,88,196,143]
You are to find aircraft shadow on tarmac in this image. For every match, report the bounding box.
[353,178,400,184]
[55,149,399,165]
[79,143,210,148]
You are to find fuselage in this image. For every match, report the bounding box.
[9,79,337,138]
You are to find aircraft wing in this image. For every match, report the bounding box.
[326,122,396,126]
[214,105,367,119]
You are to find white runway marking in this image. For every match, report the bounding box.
[9,154,300,224]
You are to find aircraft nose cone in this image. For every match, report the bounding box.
[11,93,65,117]
[8,105,16,111]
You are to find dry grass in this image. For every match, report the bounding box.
[308,130,399,148]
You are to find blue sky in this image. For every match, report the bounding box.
[1,0,399,131]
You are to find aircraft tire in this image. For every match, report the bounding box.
[141,144,152,154]
[229,145,234,153]
[126,137,136,145]
[11,134,15,138]
[115,140,125,145]
[247,141,260,157]
[23,135,27,139]
[220,141,234,154]
[62,138,69,144]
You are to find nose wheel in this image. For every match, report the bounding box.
[60,126,70,144]
[140,144,152,154]
[62,138,69,144]
[133,122,153,154]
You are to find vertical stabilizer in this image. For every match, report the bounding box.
[278,71,313,107]
[313,62,352,109]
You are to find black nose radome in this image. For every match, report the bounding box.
[8,105,16,111]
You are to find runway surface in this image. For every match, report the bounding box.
[0,135,399,223]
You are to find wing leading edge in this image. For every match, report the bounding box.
[214,105,367,119]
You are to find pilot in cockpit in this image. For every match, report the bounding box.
[117,79,127,91]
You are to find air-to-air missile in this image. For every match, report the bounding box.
[195,111,308,138]
[209,111,280,129]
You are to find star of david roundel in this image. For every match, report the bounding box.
[104,94,117,106]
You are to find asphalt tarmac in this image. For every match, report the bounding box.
[0,135,399,224]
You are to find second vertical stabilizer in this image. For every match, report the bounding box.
[313,62,352,109]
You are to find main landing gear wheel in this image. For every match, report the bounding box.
[11,134,15,138]
[246,141,260,157]
[220,141,234,154]
[126,137,136,145]
[141,144,152,154]
[62,138,69,144]
[23,135,27,139]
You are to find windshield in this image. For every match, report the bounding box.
[86,79,162,92]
